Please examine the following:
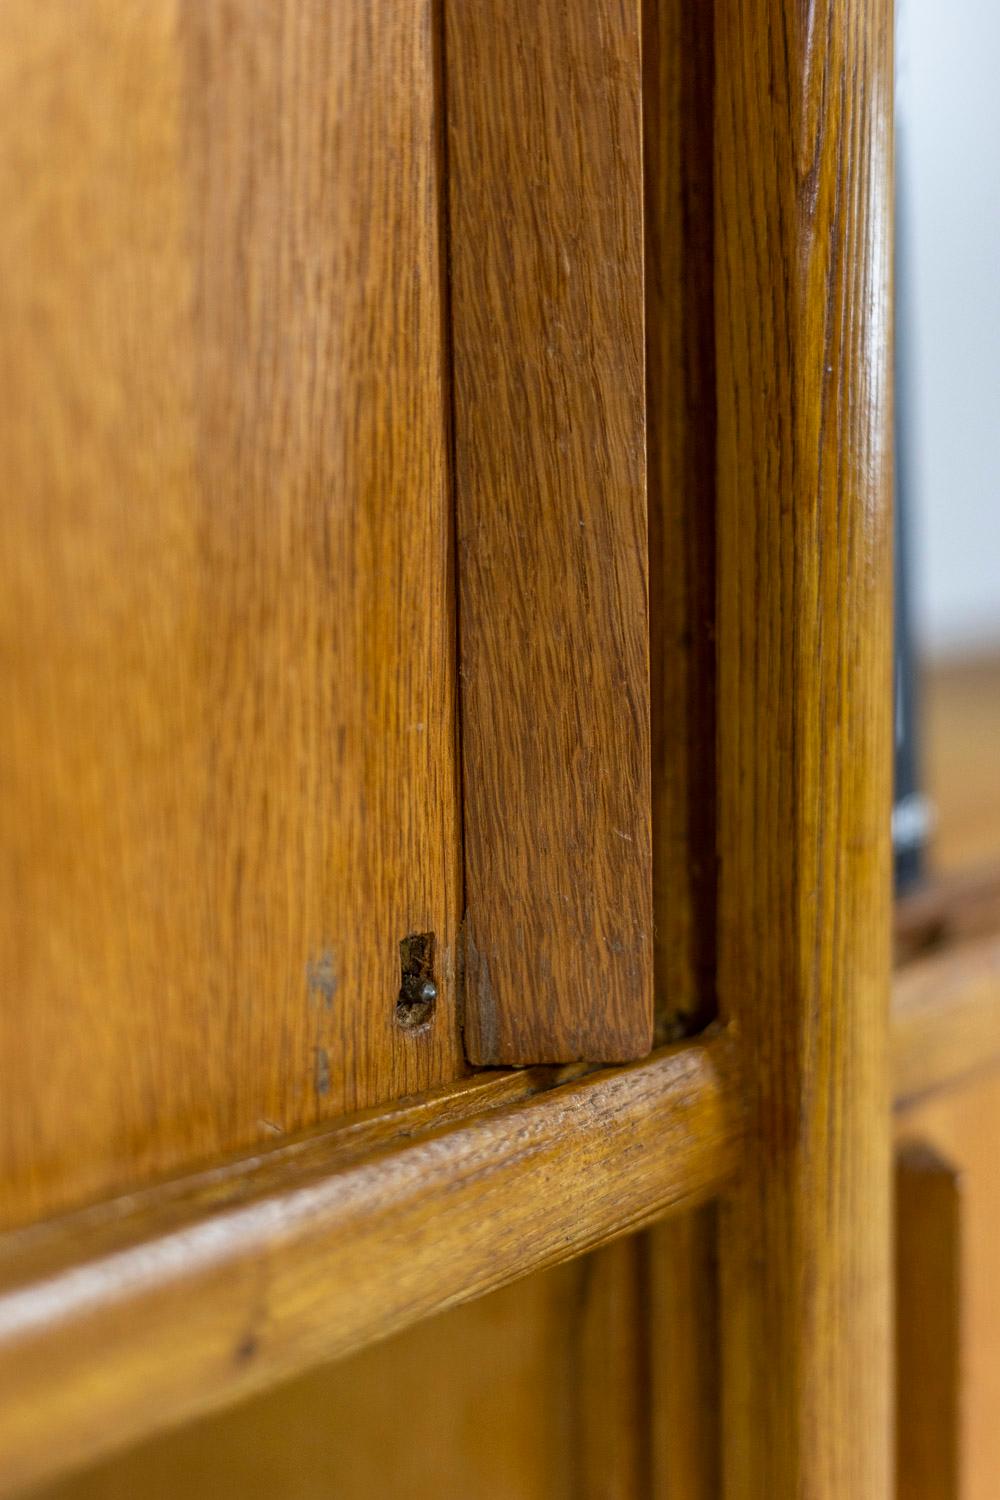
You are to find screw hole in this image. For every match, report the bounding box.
[396,932,437,1030]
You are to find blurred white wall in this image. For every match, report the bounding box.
[897,0,1000,659]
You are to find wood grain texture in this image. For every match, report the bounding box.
[570,1235,651,1500]
[893,933,1000,1108]
[42,1238,662,1500]
[647,1208,720,1500]
[0,1035,738,1496]
[644,0,717,1041]
[446,0,653,1063]
[0,955,992,1498]
[714,1,895,1495]
[0,0,464,1231]
[895,1143,962,1500]
[42,1260,592,1500]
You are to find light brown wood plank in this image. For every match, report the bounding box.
[714,1,895,1494]
[41,1263,585,1500]
[0,0,464,1230]
[0,1034,739,1497]
[446,0,653,1064]
[895,1143,962,1500]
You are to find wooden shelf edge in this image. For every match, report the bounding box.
[4,920,1000,1497]
[0,1032,739,1498]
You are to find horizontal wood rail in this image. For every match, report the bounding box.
[0,1034,738,1497]
[2,930,1000,1495]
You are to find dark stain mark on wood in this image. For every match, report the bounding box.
[234,1331,259,1365]
[306,949,338,1008]
[313,1047,331,1097]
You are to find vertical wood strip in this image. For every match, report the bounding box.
[445,0,653,1064]
[645,0,717,1042]
[714,2,895,1495]
[569,1237,651,1500]
[647,1209,720,1500]
[895,1143,962,1500]
[642,6,721,1487]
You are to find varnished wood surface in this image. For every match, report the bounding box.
[40,1239,656,1500]
[2,941,998,1495]
[714,1,894,1495]
[895,1143,962,1500]
[0,0,464,1232]
[40,1261,589,1500]
[446,0,654,1064]
[0,1035,738,1497]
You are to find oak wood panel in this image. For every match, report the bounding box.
[896,1075,1000,1500]
[714,1,895,1494]
[446,0,653,1064]
[0,0,464,1232]
[0,1035,739,1496]
[895,1143,962,1500]
[43,1236,662,1500]
[645,0,717,1042]
[42,1262,587,1500]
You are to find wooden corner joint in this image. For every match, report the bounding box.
[2,929,1000,1495]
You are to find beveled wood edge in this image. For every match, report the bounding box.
[0,1032,739,1497]
[2,927,999,1496]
